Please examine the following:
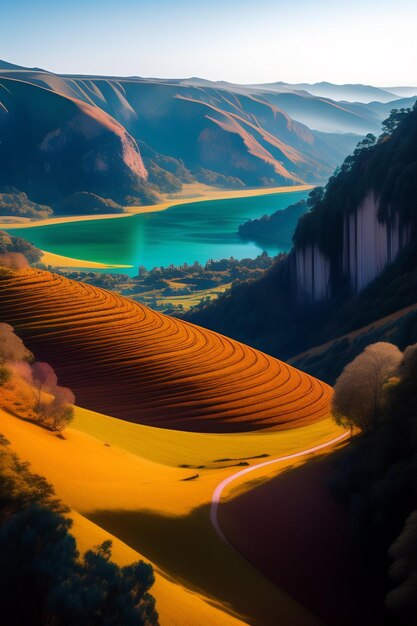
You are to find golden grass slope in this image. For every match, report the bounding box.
[0,405,342,625]
[0,268,332,432]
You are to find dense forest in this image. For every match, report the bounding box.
[238,199,308,246]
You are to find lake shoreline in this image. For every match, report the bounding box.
[6,186,311,270]
[0,184,312,231]
[40,250,134,270]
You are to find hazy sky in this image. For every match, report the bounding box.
[2,0,416,84]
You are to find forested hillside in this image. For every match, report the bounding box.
[186,104,417,379]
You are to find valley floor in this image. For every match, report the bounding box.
[0,404,346,625]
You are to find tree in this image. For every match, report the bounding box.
[0,437,158,625]
[306,186,324,209]
[331,342,402,433]
[0,323,33,363]
[31,362,58,417]
[354,133,377,154]
[47,389,75,432]
[381,108,410,136]
[31,362,75,431]
[0,507,158,626]
[0,365,11,386]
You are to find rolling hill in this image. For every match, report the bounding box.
[0,267,332,432]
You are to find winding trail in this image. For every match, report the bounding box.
[210,431,350,544]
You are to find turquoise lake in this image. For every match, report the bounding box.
[5,190,309,274]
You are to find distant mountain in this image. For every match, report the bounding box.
[180,78,416,133]
[383,86,417,98]
[0,61,415,216]
[252,91,382,134]
[283,81,399,103]
[0,59,32,70]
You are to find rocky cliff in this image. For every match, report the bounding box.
[295,190,412,301]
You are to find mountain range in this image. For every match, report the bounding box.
[1,59,415,216]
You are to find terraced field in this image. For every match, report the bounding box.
[0,268,332,432]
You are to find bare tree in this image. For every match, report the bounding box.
[31,362,75,430]
[332,342,402,433]
[31,362,58,420]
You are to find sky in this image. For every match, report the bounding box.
[2,0,416,85]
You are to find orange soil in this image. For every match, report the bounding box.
[0,268,332,432]
[219,454,377,626]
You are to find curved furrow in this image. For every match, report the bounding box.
[0,268,333,432]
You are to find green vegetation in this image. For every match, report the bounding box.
[238,199,308,245]
[0,191,53,220]
[58,252,277,313]
[0,434,158,626]
[0,229,41,264]
[187,106,417,377]
[330,343,417,623]
[294,105,417,293]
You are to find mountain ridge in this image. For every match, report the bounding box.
[2,60,414,216]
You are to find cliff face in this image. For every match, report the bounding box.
[295,191,411,301]
[343,192,411,294]
[295,244,331,301]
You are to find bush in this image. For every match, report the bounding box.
[332,342,402,433]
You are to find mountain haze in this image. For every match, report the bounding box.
[1,61,414,216]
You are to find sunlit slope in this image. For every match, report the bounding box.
[0,268,332,432]
[0,407,330,625]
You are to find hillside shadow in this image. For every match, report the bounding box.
[87,502,316,626]
[220,451,378,626]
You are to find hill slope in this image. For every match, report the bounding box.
[0,267,331,432]
[1,404,336,626]
[0,77,148,205]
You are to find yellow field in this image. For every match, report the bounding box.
[135,282,231,311]
[0,405,345,625]
[74,405,343,470]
